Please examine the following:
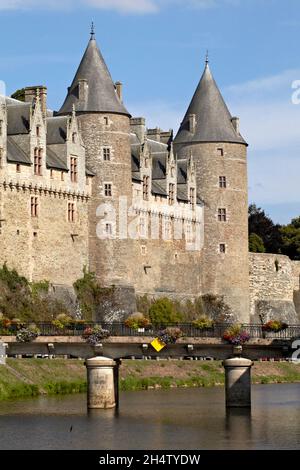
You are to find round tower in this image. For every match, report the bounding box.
[58,28,134,305]
[174,59,249,322]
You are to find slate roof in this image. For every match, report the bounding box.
[7,136,31,164]
[7,103,31,135]
[47,117,68,144]
[58,37,130,116]
[152,154,167,180]
[177,185,189,202]
[152,180,167,197]
[46,146,68,171]
[177,159,187,184]
[174,63,247,145]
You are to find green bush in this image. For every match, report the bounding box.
[124,313,150,330]
[149,298,183,326]
[192,317,214,329]
[74,268,115,321]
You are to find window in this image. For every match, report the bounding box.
[219,176,227,188]
[105,223,112,235]
[219,243,226,253]
[72,132,77,143]
[50,169,54,179]
[104,116,109,126]
[217,148,224,157]
[169,183,175,205]
[36,126,40,137]
[143,176,149,201]
[31,197,38,217]
[141,245,147,255]
[189,187,195,208]
[16,163,21,173]
[0,120,3,136]
[70,157,78,182]
[103,147,111,161]
[34,148,42,175]
[68,202,75,222]
[104,183,112,197]
[61,171,64,181]
[218,208,227,222]
[0,148,3,168]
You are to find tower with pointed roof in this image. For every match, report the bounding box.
[174,59,249,322]
[58,27,135,297]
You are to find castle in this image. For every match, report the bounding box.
[0,30,299,324]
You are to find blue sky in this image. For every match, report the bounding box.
[0,0,299,224]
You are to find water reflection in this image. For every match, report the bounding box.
[225,408,252,449]
[0,384,299,450]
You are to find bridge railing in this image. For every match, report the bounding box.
[5,322,300,339]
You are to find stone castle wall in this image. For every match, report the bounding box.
[0,182,90,285]
[175,141,249,323]
[249,253,300,324]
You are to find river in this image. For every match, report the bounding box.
[0,383,299,449]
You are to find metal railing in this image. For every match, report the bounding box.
[2,322,300,339]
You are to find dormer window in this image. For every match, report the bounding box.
[169,183,175,205]
[72,132,77,143]
[143,176,149,201]
[189,187,195,208]
[34,148,42,175]
[70,157,78,182]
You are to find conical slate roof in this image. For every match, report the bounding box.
[174,62,246,145]
[58,37,130,116]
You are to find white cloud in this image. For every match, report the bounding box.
[0,0,238,13]
[86,0,158,14]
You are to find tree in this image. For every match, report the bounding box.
[249,233,266,253]
[280,216,300,260]
[248,204,282,253]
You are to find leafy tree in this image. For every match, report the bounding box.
[248,204,282,253]
[280,216,300,260]
[249,233,266,253]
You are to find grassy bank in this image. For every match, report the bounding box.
[0,359,299,401]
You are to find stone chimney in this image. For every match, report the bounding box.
[231,116,240,134]
[24,86,47,117]
[115,82,123,102]
[130,117,146,143]
[147,127,161,142]
[78,79,88,103]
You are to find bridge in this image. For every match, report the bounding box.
[1,323,299,360]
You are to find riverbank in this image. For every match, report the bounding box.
[0,358,299,401]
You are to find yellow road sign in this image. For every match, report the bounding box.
[151,338,166,352]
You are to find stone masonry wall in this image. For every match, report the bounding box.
[249,253,299,324]
[175,141,249,323]
[292,260,300,316]
[0,184,90,285]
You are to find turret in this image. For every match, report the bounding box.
[58,26,133,298]
[174,56,249,322]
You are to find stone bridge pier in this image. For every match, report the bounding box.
[85,356,121,409]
